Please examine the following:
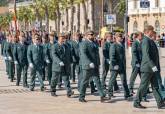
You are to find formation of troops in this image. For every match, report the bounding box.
[0,25,165,109]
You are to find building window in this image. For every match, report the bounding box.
[155,0,160,7]
[134,0,138,9]
[155,20,160,35]
[133,21,138,32]
[144,21,148,29]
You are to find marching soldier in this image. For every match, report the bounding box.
[129,32,143,94]
[151,31,165,91]
[27,33,45,91]
[42,33,52,84]
[13,32,29,87]
[108,32,131,100]
[6,34,15,82]
[101,32,119,91]
[50,33,74,97]
[134,25,165,109]
[1,32,9,76]
[79,31,106,102]
[70,32,81,83]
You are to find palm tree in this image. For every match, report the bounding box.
[30,0,45,31]
[17,6,35,31]
[0,13,13,29]
[81,0,88,32]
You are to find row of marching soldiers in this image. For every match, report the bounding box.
[1,25,165,109]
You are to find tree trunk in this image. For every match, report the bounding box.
[89,0,94,31]
[77,3,80,32]
[56,5,60,35]
[66,8,69,32]
[54,12,57,31]
[82,0,88,33]
[70,0,74,34]
[35,8,42,30]
[45,5,49,32]
[109,0,113,13]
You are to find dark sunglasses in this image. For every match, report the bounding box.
[88,34,94,36]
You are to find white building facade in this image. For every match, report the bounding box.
[128,0,165,35]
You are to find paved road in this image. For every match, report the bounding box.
[0,48,165,114]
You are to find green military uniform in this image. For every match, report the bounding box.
[79,39,105,101]
[57,40,73,87]
[78,40,96,93]
[129,39,142,92]
[134,35,164,108]
[70,40,80,82]
[13,42,28,87]
[108,42,130,99]
[51,42,73,96]
[1,39,9,75]
[6,42,15,82]
[42,42,52,84]
[27,44,45,91]
[152,41,164,91]
[64,40,73,78]
[101,41,119,90]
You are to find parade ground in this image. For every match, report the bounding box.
[0,47,165,114]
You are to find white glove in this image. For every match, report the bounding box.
[4,57,7,60]
[29,63,34,68]
[14,61,18,65]
[89,63,95,68]
[59,62,64,66]
[135,64,140,68]
[46,59,50,63]
[114,65,119,70]
[106,59,110,64]
[109,61,111,65]
[152,66,158,72]
[8,56,12,60]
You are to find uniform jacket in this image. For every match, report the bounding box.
[140,35,160,73]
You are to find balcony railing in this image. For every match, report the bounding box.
[8,0,33,8]
[128,9,139,15]
[128,7,165,15]
[150,8,160,13]
[138,8,150,14]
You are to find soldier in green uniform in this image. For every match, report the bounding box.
[6,34,15,82]
[151,31,165,91]
[79,31,106,102]
[50,33,74,97]
[64,33,73,81]
[108,32,131,100]
[13,32,29,87]
[70,32,81,83]
[42,34,52,84]
[134,25,165,109]
[129,32,143,94]
[27,34,45,91]
[1,32,10,76]
[101,32,119,91]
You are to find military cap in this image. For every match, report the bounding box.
[86,30,95,35]
[59,32,66,37]
[115,32,122,37]
[49,31,55,37]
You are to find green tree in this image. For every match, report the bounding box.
[0,13,13,29]
[117,0,126,15]
[17,6,35,30]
